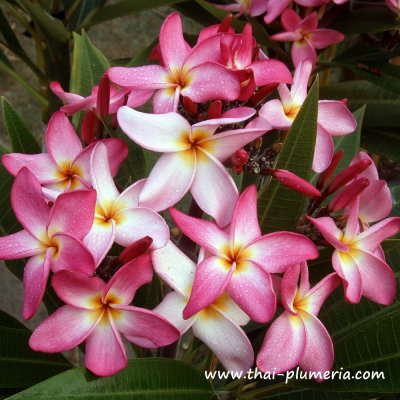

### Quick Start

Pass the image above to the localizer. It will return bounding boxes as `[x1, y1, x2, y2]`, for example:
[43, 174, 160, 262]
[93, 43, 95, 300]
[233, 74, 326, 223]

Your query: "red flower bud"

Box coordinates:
[97, 74, 110, 120]
[232, 149, 249, 166]
[271, 169, 321, 198]
[118, 236, 153, 265]
[328, 177, 369, 212]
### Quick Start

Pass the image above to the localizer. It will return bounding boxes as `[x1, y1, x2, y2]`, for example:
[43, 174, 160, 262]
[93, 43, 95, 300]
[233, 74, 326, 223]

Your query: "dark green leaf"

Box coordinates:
[390, 186, 400, 217]
[0, 6, 24, 52]
[258, 79, 319, 232]
[8, 358, 214, 399]
[70, 31, 110, 97]
[362, 128, 400, 162]
[0, 310, 71, 390]
[63, 0, 106, 31]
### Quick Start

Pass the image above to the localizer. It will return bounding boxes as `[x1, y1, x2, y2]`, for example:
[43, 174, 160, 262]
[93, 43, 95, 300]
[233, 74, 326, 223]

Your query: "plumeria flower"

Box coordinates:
[2, 112, 128, 193]
[29, 254, 180, 377]
[117, 107, 266, 227]
[0, 168, 96, 319]
[108, 13, 240, 113]
[220, 23, 293, 100]
[83, 142, 169, 266]
[153, 241, 253, 373]
[214, 0, 268, 16]
[308, 198, 400, 305]
[386, 0, 400, 14]
[258, 60, 356, 172]
[170, 185, 319, 322]
[270, 9, 344, 67]
[257, 263, 340, 380]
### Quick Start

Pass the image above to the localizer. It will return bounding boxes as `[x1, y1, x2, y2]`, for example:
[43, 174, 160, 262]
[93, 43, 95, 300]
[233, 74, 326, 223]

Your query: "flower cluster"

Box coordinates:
[1, 10, 399, 381]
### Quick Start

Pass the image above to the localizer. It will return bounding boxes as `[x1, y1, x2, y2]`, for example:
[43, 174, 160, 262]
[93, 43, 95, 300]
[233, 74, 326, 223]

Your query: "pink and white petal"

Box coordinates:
[84, 219, 116, 267]
[249, 59, 293, 86]
[152, 86, 181, 114]
[104, 254, 153, 304]
[234, 24, 253, 69]
[281, 264, 301, 314]
[299, 311, 334, 380]
[351, 249, 396, 305]
[258, 99, 293, 130]
[309, 29, 344, 49]
[351, 151, 379, 180]
[2, 153, 59, 183]
[45, 112, 82, 166]
[22, 249, 52, 320]
[97, 138, 128, 176]
[183, 256, 234, 319]
[29, 305, 101, 352]
[307, 217, 347, 251]
[213, 293, 250, 326]
[50, 81, 83, 104]
[227, 260, 276, 323]
[152, 240, 196, 297]
[0, 230, 43, 259]
[11, 168, 50, 240]
[230, 185, 261, 250]
[298, 11, 318, 31]
[181, 62, 240, 103]
[291, 60, 312, 106]
[154, 291, 195, 334]
[60, 95, 96, 115]
[112, 305, 179, 347]
[281, 8, 302, 31]
[126, 89, 154, 108]
[301, 273, 341, 315]
[359, 180, 392, 223]
[343, 196, 361, 241]
[201, 127, 266, 162]
[49, 233, 95, 275]
[107, 65, 171, 89]
[249, 0, 269, 16]
[191, 150, 239, 228]
[47, 190, 96, 239]
[332, 251, 362, 304]
[317, 101, 357, 136]
[270, 32, 303, 42]
[91, 143, 120, 214]
[85, 312, 127, 377]
[114, 179, 145, 211]
[52, 270, 104, 309]
[159, 13, 191, 72]
[264, 0, 291, 23]
[313, 125, 334, 173]
[193, 310, 254, 373]
[298, 262, 311, 298]
[257, 312, 306, 374]
[244, 232, 319, 273]
[117, 107, 191, 152]
[354, 217, 400, 253]
[192, 107, 256, 130]
[291, 40, 317, 68]
[114, 207, 169, 250]
[245, 116, 272, 131]
[139, 151, 196, 211]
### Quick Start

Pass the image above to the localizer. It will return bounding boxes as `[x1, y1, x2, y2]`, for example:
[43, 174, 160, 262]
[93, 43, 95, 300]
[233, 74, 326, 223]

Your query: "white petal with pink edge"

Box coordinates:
[0, 230, 43, 260]
[317, 100, 356, 136]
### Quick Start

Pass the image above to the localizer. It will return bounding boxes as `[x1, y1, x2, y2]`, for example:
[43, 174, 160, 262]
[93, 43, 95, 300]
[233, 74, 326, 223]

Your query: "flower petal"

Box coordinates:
[359, 180, 392, 223]
[152, 87, 181, 113]
[317, 100, 356, 136]
[281, 264, 301, 314]
[281, 8, 302, 31]
[258, 99, 293, 130]
[114, 179, 145, 211]
[249, 59, 293, 86]
[309, 29, 344, 49]
[257, 312, 306, 374]
[291, 39, 317, 68]
[152, 240, 196, 297]
[291, 60, 312, 106]
[139, 151, 196, 211]
[227, 260, 276, 323]
[193, 309, 254, 373]
[264, 0, 291, 23]
[29, 305, 100, 352]
[0, 230, 42, 259]
[307, 216, 347, 251]
[313, 125, 334, 173]
[183, 256, 234, 319]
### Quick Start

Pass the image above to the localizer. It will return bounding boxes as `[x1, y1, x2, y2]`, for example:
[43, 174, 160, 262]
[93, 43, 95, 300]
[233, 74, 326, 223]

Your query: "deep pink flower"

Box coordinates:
[270, 9, 344, 67]
[213, 0, 268, 16]
[0, 169, 96, 319]
[29, 255, 180, 376]
[170, 185, 319, 322]
[108, 13, 240, 113]
[257, 263, 340, 380]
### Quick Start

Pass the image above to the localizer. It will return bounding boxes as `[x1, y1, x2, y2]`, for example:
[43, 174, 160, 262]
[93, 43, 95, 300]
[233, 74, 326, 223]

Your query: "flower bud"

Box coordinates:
[317, 150, 344, 190]
[232, 149, 249, 167]
[208, 100, 222, 119]
[96, 75, 110, 120]
[271, 169, 321, 198]
[328, 177, 369, 212]
[118, 236, 153, 264]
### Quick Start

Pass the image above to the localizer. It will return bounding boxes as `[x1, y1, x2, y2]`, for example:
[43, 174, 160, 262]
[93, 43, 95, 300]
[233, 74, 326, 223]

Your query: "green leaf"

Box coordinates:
[390, 186, 400, 217]
[0, 310, 71, 390]
[2, 97, 41, 155]
[8, 358, 214, 399]
[258, 79, 319, 233]
[70, 31, 110, 97]
[333, 7, 400, 34]
[361, 127, 400, 162]
[86, 0, 187, 27]
[63, 0, 106, 31]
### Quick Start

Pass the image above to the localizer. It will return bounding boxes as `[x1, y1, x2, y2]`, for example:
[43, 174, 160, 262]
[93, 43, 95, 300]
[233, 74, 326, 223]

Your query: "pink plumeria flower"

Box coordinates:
[29, 255, 180, 377]
[108, 13, 240, 113]
[153, 241, 253, 373]
[117, 106, 265, 227]
[214, 0, 268, 16]
[2, 112, 128, 193]
[220, 24, 293, 100]
[170, 185, 318, 323]
[348, 152, 392, 225]
[308, 198, 400, 305]
[257, 263, 340, 380]
[386, 0, 400, 14]
[270, 9, 344, 67]
[0, 168, 96, 319]
[83, 142, 169, 266]
[258, 60, 356, 172]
